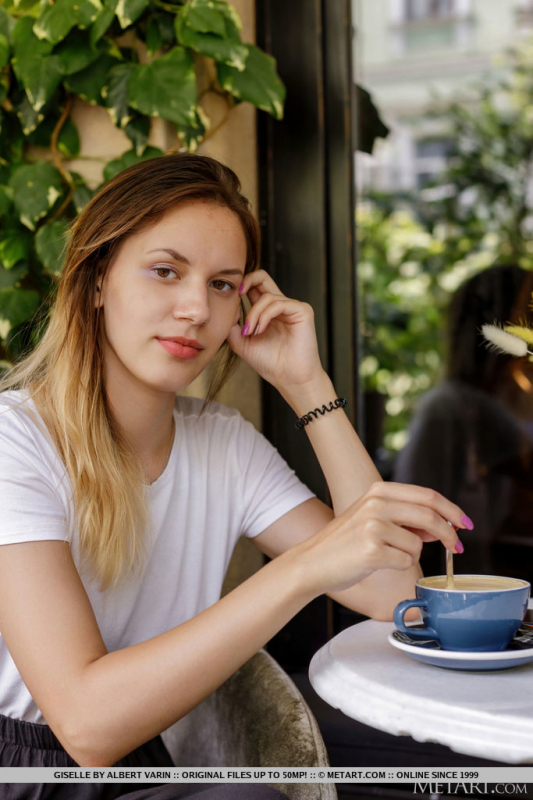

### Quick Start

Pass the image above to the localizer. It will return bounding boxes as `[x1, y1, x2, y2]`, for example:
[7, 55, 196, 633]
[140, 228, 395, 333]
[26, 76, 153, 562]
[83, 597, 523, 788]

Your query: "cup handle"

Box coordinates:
[393, 598, 439, 640]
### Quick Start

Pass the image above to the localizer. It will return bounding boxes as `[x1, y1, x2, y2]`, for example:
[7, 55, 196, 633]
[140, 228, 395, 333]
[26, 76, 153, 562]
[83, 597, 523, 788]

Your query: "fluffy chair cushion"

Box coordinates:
[161, 649, 336, 800]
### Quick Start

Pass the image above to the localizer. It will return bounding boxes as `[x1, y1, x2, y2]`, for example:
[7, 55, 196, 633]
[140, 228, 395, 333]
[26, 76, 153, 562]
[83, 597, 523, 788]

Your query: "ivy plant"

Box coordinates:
[0, 0, 286, 364]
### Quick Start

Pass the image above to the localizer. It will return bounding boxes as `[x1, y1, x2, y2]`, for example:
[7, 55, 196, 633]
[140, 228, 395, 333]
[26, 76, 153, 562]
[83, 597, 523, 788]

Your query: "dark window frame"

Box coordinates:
[257, 0, 360, 500]
[256, 0, 364, 664]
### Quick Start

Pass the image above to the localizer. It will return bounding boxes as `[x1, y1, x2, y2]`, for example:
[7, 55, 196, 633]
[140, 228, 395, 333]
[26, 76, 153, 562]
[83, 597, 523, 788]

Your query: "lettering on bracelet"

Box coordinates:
[295, 397, 347, 429]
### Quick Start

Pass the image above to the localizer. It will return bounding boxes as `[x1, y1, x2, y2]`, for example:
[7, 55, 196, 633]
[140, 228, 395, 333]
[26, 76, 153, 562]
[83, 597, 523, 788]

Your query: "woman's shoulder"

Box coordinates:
[0, 389, 56, 462]
[0, 388, 39, 432]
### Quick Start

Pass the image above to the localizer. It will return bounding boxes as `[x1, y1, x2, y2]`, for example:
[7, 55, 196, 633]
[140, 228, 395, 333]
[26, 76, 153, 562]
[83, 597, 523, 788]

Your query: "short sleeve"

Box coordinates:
[0, 409, 68, 545]
[235, 416, 316, 538]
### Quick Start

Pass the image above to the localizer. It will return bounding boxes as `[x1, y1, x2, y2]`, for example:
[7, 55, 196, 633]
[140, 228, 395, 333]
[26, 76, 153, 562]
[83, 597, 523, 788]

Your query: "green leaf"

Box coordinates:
[0, 112, 23, 164]
[55, 29, 103, 76]
[90, 0, 118, 45]
[102, 62, 133, 127]
[15, 92, 46, 135]
[145, 12, 175, 56]
[71, 172, 94, 212]
[217, 43, 285, 120]
[185, 0, 242, 37]
[146, 17, 162, 55]
[65, 53, 121, 105]
[35, 218, 70, 274]
[176, 23, 247, 69]
[0, 185, 12, 215]
[124, 114, 150, 155]
[176, 105, 208, 152]
[13, 0, 40, 11]
[128, 47, 197, 127]
[0, 261, 27, 289]
[56, 117, 80, 158]
[0, 32, 8, 68]
[0, 287, 40, 331]
[12, 17, 63, 112]
[175, 0, 246, 69]
[186, 4, 226, 36]
[27, 114, 80, 158]
[8, 162, 64, 231]
[103, 145, 164, 182]
[0, 5, 18, 37]
[0, 6, 15, 39]
[116, 0, 148, 28]
[0, 226, 32, 268]
[72, 184, 93, 213]
[34, 0, 104, 45]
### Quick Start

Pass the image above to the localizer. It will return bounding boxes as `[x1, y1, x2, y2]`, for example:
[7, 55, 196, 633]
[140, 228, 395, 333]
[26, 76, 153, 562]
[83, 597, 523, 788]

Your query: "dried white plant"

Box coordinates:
[481, 323, 533, 357]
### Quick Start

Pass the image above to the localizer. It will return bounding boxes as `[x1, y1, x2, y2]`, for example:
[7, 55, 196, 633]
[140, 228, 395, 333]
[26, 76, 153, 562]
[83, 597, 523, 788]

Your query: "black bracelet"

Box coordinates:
[295, 397, 347, 429]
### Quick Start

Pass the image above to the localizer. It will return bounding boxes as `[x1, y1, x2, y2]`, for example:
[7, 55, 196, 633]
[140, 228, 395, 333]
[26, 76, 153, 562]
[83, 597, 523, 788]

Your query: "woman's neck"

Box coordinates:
[104, 375, 177, 482]
[143, 415, 176, 485]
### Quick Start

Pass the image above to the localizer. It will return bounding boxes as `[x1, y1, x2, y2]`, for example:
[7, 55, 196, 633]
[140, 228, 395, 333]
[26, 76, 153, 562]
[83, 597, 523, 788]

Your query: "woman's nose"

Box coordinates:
[172, 283, 210, 326]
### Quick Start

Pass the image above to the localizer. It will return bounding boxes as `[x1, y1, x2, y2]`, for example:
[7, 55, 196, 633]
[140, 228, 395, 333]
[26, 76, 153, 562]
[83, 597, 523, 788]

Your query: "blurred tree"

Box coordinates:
[415, 39, 533, 270]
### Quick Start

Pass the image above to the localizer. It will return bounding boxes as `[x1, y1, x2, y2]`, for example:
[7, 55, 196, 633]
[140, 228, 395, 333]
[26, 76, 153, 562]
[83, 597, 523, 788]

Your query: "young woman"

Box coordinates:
[0, 153, 468, 798]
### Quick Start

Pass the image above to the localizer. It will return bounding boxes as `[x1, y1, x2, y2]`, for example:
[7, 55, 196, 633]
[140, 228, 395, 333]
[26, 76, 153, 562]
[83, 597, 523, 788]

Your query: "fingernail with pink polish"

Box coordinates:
[238, 283, 244, 294]
[455, 539, 465, 554]
[461, 514, 474, 530]
[241, 322, 249, 336]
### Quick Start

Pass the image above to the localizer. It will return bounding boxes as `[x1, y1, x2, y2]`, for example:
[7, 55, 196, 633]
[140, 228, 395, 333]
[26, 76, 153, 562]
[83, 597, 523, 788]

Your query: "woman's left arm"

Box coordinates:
[226, 271, 433, 620]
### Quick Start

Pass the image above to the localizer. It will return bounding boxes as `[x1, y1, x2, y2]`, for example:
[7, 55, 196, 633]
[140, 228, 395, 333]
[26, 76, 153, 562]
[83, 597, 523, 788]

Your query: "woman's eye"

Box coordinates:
[153, 266, 176, 279]
[211, 280, 234, 292]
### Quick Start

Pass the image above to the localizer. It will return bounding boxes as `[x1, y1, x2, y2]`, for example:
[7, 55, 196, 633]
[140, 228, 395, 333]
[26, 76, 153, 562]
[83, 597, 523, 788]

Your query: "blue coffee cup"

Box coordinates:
[393, 574, 530, 652]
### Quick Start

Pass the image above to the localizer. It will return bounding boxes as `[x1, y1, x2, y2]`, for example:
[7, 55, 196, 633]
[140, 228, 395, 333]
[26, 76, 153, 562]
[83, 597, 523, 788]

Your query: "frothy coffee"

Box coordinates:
[420, 575, 527, 592]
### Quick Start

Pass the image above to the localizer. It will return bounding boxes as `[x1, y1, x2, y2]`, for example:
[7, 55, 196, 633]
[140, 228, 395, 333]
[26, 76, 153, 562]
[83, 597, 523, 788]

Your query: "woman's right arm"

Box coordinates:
[0, 485, 456, 767]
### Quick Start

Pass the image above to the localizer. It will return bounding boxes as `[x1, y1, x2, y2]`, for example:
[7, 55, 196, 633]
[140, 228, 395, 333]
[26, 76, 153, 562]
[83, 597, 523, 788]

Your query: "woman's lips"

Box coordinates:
[157, 338, 203, 360]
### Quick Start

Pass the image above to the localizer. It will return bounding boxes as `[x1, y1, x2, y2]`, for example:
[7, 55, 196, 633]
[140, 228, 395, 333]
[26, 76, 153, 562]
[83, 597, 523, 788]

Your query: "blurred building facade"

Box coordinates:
[354, 0, 533, 192]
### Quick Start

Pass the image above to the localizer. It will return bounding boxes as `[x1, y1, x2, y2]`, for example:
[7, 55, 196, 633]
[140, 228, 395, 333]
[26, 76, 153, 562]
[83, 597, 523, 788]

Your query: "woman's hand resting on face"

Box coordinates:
[291, 482, 467, 596]
[226, 270, 324, 392]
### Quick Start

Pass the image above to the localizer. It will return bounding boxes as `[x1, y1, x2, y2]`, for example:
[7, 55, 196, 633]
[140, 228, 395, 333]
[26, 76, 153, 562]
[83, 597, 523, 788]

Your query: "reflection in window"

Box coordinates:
[393, 265, 533, 581]
[405, 0, 454, 20]
[415, 137, 453, 186]
[416, 171, 433, 188]
[355, 1, 533, 582]
[415, 137, 452, 159]
[516, 0, 533, 31]
[390, 0, 472, 54]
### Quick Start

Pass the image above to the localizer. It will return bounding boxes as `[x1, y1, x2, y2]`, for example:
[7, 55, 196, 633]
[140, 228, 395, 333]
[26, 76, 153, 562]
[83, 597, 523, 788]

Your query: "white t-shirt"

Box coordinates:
[0, 390, 315, 724]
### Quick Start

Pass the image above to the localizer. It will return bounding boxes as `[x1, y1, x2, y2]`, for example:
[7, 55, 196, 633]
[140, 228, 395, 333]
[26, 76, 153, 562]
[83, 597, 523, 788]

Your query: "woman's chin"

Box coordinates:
[153, 368, 207, 395]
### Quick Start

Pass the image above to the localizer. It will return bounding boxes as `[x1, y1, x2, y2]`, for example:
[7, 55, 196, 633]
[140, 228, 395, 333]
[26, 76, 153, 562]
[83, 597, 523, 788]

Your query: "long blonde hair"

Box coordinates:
[0, 154, 260, 590]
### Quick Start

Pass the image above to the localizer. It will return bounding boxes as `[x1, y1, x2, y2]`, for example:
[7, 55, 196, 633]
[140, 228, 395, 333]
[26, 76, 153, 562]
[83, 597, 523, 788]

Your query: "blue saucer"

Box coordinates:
[388, 622, 533, 671]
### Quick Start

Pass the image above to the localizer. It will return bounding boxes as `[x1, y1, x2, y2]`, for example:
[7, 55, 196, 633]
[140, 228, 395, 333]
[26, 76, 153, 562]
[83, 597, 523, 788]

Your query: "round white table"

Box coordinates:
[309, 618, 533, 764]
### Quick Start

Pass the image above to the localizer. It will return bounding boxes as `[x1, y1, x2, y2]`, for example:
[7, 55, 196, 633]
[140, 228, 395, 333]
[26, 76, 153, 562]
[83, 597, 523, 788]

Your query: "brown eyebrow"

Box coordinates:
[146, 248, 244, 277]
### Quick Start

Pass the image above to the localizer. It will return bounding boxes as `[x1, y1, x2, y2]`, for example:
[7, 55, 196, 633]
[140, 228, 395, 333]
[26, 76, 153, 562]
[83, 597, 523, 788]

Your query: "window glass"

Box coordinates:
[405, 0, 454, 20]
[354, 0, 533, 581]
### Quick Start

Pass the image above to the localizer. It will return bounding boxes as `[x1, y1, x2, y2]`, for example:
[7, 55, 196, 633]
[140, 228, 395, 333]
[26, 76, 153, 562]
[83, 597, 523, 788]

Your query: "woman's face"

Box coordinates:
[96, 199, 247, 396]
